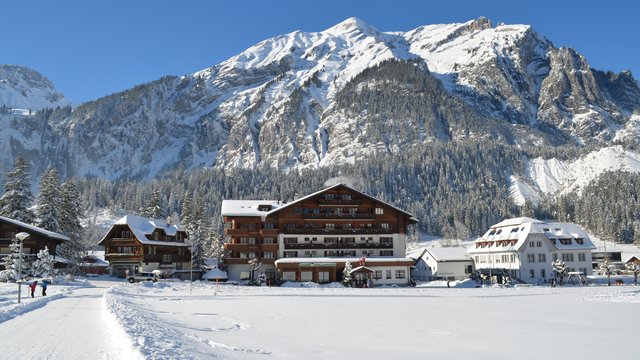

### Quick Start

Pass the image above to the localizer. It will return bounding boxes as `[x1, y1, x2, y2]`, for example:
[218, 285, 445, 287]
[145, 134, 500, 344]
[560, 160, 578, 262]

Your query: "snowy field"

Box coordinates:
[1, 278, 639, 359]
[105, 281, 640, 360]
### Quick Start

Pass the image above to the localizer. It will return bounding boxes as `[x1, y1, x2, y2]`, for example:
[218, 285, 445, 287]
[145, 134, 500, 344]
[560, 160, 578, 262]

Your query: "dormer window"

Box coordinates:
[489, 230, 496, 236]
[496, 229, 502, 235]
[575, 238, 584, 245]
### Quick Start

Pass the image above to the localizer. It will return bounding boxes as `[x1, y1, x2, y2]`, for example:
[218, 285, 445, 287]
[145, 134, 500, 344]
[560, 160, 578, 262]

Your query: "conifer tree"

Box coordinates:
[35, 168, 62, 233]
[140, 187, 164, 219]
[57, 181, 86, 264]
[32, 246, 55, 278]
[342, 261, 353, 287]
[0, 237, 29, 282]
[0, 156, 35, 223]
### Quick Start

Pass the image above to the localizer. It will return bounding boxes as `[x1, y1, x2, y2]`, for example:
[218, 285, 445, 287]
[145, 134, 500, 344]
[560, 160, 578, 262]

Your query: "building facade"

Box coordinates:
[410, 247, 474, 281]
[99, 215, 191, 277]
[467, 217, 596, 284]
[0, 215, 70, 270]
[222, 184, 417, 285]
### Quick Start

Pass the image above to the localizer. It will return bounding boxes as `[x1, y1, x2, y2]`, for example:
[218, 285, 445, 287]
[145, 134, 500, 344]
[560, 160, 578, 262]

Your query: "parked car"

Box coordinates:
[127, 272, 158, 283]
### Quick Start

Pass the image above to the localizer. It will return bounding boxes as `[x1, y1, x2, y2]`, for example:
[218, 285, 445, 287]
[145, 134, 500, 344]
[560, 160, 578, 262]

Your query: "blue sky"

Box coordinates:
[2, 0, 637, 103]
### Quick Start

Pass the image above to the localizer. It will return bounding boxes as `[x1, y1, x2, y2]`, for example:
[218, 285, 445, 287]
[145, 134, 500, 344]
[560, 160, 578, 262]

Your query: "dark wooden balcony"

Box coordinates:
[260, 228, 279, 236]
[224, 228, 260, 236]
[142, 254, 191, 263]
[303, 213, 374, 220]
[283, 228, 394, 235]
[318, 199, 362, 206]
[284, 242, 393, 250]
[105, 253, 141, 262]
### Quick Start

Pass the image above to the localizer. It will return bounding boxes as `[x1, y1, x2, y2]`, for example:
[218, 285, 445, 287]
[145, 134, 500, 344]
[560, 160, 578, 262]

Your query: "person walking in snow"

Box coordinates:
[41, 280, 48, 296]
[30, 280, 37, 298]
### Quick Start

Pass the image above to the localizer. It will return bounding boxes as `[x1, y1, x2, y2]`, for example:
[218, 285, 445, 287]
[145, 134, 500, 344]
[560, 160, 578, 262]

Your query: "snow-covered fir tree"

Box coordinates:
[139, 187, 165, 219]
[0, 237, 29, 282]
[32, 246, 55, 278]
[57, 181, 86, 265]
[35, 167, 62, 232]
[181, 192, 206, 271]
[0, 156, 35, 223]
[342, 261, 353, 287]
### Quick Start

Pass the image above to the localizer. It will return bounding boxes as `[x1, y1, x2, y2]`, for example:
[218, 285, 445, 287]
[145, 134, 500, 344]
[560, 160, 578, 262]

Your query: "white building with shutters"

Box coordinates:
[467, 217, 596, 284]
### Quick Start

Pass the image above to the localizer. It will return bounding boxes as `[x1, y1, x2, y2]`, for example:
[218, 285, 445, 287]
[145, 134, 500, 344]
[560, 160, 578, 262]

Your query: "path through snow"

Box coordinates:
[0, 280, 137, 359]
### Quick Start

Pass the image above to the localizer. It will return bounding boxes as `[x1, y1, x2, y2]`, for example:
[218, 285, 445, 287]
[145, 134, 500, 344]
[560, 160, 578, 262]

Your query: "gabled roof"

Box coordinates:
[423, 247, 472, 262]
[0, 215, 69, 242]
[468, 217, 596, 254]
[265, 184, 418, 222]
[98, 215, 188, 246]
[221, 200, 282, 217]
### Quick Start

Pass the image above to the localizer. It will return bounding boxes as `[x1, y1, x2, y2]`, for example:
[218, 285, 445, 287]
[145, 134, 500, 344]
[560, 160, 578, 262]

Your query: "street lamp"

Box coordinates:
[16, 232, 30, 304]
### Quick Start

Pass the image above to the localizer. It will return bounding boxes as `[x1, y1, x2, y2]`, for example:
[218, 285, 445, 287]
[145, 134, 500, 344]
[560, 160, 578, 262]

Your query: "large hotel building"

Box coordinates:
[221, 184, 417, 285]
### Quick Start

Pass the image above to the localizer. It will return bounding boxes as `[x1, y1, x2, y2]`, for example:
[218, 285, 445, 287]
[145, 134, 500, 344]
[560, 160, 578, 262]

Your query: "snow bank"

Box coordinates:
[280, 281, 344, 288]
[0, 281, 83, 324]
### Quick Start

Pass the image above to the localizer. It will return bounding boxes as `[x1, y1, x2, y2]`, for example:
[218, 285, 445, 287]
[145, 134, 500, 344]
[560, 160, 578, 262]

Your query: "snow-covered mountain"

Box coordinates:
[1, 17, 640, 183]
[0, 65, 70, 111]
[511, 145, 640, 205]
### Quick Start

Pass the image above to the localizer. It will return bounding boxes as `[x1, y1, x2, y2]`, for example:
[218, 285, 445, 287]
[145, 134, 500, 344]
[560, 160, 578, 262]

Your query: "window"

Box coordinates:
[283, 251, 297, 258]
[501, 255, 509, 263]
[121, 230, 131, 238]
[559, 239, 572, 245]
[510, 227, 518, 233]
[380, 237, 393, 244]
[529, 269, 535, 278]
[578, 253, 586, 262]
[293, 207, 302, 214]
[496, 229, 502, 235]
[373, 270, 382, 279]
[300, 272, 313, 281]
[381, 223, 390, 230]
[162, 254, 172, 262]
[248, 252, 256, 258]
[239, 252, 248, 258]
[318, 271, 330, 283]
[284, 237, 297, 244]
[562, 253, 574, 262]
[510, 254, 515, 263]
[537, 241, 542, 247]
[386, 270, 392, 279]
[263, 252, 274, 259]
[324, 194, 336, 200]
[263, 237, 275, 244]
[375, 208, 384, 215]
[579, 267, 587, 275]
[282, 272, 296, 281]
[326, 223, 335, 230]
[380, 250, 393, 256]
[575, 238, 584, 245]
[540, 269, 546, 279]
[395, 270, 406, 279]
[553, 253, 558, 262]
[527, 254, 535, 263]
[341, 194, 352, 200]
[538, 254, 546, 263]
[489, 230, 496, 236]
[264, 223, 275, 229]
[529, 242, 535, 248]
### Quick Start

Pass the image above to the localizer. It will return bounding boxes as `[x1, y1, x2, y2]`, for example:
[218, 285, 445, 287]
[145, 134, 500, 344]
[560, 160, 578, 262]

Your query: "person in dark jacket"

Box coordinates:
[30, 281, 37, 298]
[41, 280, 48, 296]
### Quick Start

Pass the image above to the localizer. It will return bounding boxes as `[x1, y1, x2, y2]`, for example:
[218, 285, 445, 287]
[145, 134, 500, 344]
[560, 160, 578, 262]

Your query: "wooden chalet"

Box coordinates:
[0, 215, 70, 269]
[221, 184, 417, 285]
[99, 215, 191, 277]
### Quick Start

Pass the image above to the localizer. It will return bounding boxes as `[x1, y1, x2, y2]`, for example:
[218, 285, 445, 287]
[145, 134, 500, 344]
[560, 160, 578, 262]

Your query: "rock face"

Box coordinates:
[0, 65, 70, 111]
[1, 17, 639, 181]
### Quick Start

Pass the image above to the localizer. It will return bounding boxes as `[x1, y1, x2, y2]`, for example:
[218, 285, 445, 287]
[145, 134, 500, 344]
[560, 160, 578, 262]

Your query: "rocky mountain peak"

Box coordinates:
[0, 64, 70, 110]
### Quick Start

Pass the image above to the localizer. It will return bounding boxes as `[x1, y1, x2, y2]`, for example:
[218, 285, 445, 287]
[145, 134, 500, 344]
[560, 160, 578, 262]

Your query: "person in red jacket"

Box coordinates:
[30, 281, 37, 298]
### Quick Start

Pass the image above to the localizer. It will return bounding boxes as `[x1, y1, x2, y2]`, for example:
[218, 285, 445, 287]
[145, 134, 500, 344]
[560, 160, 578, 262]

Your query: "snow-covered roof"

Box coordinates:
[221, 200, 282, 217]
[275, 257, 414, 265]
[265, 184, 418, 222]
[202, 267, 228, 280]
[0, 215, 69, 242]
[468, 218, 596, 254]
[350, 266, 375, 273]
[423, 247, 472, 262]
[98, 215, 188, 246]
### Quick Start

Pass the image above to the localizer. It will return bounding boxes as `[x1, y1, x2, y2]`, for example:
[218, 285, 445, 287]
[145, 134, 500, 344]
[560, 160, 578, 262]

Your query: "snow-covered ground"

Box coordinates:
[106, 281, 639, 360]
[1, 278, 639, 359]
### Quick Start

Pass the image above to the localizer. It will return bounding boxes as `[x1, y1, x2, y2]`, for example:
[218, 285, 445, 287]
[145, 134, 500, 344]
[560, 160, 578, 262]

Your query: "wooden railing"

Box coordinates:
[283, 228, 394, 235]
[284, 242, 393, 250]
[303, 213, 374, 220]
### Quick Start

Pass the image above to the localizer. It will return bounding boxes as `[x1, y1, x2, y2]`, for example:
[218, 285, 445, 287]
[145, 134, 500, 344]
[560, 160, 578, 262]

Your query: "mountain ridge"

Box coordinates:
[1, 17, 639, 190]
